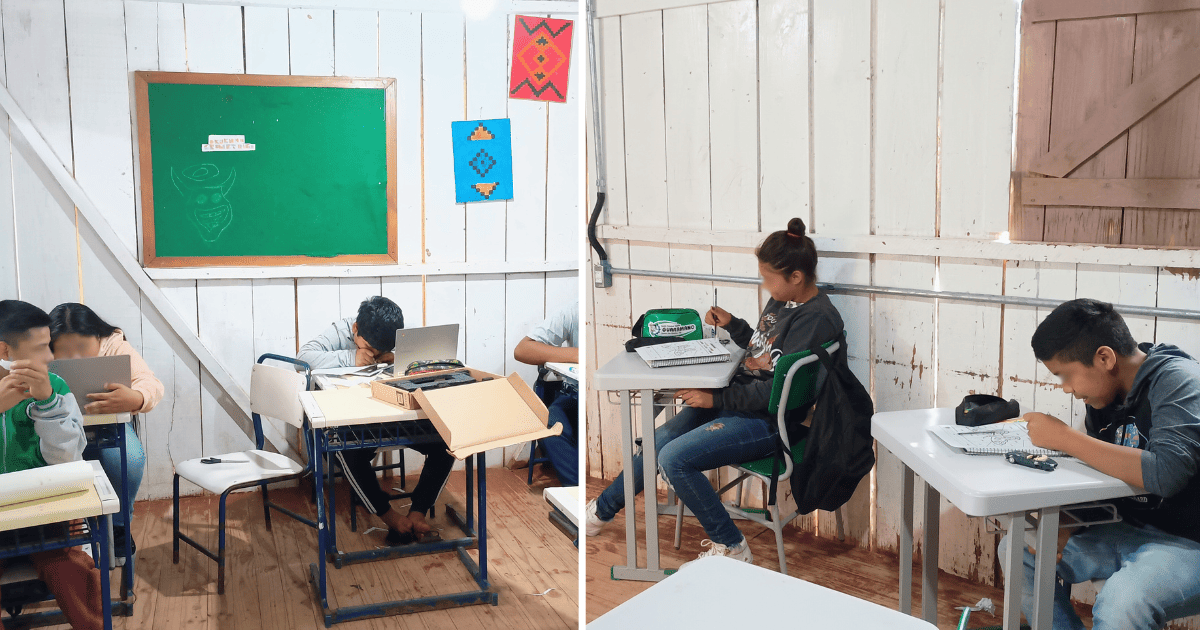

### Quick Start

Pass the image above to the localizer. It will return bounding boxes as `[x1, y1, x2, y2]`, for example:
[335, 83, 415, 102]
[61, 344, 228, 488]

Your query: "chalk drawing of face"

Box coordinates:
[171, 164, 236, 242]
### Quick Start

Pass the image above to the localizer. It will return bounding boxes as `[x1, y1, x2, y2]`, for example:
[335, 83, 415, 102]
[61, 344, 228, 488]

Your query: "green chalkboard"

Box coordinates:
[135, 72, 397, 267]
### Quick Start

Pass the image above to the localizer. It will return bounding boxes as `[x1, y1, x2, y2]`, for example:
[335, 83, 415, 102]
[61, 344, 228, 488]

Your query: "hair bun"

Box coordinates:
[786, 217, 806, 237]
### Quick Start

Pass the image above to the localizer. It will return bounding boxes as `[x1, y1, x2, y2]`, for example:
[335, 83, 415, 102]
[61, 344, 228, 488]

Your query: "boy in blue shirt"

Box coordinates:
[1002, 298, 1200, 629]
[0, 300, 100, 630]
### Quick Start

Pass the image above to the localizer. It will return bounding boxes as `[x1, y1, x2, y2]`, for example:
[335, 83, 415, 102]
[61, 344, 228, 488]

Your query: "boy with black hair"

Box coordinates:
[298, 296, 454, 545]
[299, 295, 404, 368]
[0, 300, 100, 630]
[1000, 298, 1200, 629]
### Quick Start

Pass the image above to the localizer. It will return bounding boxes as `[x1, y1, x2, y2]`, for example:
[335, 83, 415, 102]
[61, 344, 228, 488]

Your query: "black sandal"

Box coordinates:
[384, 528, 415, 546]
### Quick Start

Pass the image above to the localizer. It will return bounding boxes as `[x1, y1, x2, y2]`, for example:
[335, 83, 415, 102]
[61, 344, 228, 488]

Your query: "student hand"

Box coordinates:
[375, 351, 394, 365]
[8, 360, 51, 402]
[677, 388, 714, 408]
[1025, 412, 1071, 452]
[355, 348, 378, 367]
[85, 383, 144, 414]
[0, 374, 27, 413]
[705, 307, 732, 328]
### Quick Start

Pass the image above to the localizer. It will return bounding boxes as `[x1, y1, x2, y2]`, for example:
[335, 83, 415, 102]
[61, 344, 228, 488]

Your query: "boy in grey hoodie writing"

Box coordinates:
[1001, 298, 1200, 630]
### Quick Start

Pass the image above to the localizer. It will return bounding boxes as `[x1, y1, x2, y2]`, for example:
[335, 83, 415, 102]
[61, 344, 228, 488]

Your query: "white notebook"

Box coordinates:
[929, 422, 1068, 457]
[634, 338, 732, 368]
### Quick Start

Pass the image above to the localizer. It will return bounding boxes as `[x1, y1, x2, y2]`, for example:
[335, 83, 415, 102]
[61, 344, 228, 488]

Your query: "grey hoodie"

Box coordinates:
[297, 317, 359, 369]
[1086, 343, 1200, 540]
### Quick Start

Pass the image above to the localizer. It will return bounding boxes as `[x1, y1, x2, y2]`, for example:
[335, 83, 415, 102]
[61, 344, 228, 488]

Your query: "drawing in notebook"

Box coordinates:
[634, 338, 732, 368]
[929, 421, 1069, 457]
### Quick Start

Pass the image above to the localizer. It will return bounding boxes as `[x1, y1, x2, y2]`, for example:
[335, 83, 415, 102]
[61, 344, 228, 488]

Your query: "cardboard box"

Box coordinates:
[369, 367, 498, 410]
[414, 373, 563, 459]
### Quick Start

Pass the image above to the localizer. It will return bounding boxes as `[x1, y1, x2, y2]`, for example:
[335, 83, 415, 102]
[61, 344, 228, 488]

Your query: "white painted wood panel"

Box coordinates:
[198, 280, 256, 455]
[422, 12, 467, 265]
[811, 0, 870, 235]
[158, 3, 188, 72]
[662, 5, 712, 317]
[503, 272, 545, 464]
[939, 0, 1017, 238]
[244, 6, 291, 74]
[379, 11, 422, 264]
[0, 7, 14, 298]
[506, 33, 550, 263]
[465, 11, 510, 264]
[288, 8, 335, 75]
[757, 0, 809, 231]
[333, 9, 378, 76]
[874, 0, 939, 236]
[544, 16, 580, 264]
[6, 0, 79, 308]
[296, 279, 342, 345]
[148, 280, 204, 497]
[182, 4, 245, 74]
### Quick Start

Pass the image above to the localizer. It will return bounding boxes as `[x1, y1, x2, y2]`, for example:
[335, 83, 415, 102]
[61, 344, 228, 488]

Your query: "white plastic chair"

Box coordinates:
[172, 354, 315, 594]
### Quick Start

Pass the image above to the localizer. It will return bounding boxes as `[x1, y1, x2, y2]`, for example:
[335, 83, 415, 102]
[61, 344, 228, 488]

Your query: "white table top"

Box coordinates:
[544, 486, 580, 526]
[591, 347, 746, 391]
[588, 556, 937, 629]
[298, 388, 425, 429]
[544, 362, 579, 386]
[872, 407, 1140, 516]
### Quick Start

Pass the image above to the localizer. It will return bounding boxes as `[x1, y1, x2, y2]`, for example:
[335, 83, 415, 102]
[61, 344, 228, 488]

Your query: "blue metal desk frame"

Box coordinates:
[86, 419, 134, 602]
[0, 501, 120, 629]
[305, 417, 497, 627]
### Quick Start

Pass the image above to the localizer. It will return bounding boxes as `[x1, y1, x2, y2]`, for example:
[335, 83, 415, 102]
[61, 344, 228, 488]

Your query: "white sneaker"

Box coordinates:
[679, 538, 753, 571]
[584, 499, 612, 537]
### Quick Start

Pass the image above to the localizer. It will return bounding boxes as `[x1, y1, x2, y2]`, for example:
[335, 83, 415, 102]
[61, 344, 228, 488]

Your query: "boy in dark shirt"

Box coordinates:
[1001, 298, 1200, 629]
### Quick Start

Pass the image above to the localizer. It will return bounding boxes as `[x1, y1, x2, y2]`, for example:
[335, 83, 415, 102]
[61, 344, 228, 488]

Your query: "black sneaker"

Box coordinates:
[384, 528, 414, 546]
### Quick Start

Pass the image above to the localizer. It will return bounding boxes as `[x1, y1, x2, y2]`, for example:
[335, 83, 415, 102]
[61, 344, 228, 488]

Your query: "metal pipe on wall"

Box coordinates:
[608, 267, 1200, 322]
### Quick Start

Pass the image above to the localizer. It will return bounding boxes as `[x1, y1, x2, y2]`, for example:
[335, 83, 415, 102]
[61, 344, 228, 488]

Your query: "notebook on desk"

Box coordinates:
[929, 422, 1068, 457]
[633, 338, 732, 368]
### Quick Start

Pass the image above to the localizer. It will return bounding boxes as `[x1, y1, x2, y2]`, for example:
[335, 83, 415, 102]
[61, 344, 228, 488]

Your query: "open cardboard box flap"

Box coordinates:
[413, 372, 562, 460]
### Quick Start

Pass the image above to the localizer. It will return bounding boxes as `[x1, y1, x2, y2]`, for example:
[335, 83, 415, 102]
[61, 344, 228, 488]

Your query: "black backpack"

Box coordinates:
[776, 332, 875, 514]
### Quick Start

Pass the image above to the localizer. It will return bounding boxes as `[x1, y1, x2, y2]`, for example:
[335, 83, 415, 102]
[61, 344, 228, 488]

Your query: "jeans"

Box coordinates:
[82, 423, 145, 528]
[595, 406, 776, 547]
[998, 521, 1200, 629]
[541, 388, 578, 486]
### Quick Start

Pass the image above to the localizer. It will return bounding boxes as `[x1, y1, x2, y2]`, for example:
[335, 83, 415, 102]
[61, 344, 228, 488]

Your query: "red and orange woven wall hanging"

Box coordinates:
[509, 15, 572, 104]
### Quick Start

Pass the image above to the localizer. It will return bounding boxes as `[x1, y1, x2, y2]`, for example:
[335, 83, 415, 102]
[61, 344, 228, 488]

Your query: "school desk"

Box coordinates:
[591, 348, 745, 582]
[872, 407, 1140, 630]
[297, 387, 496, 626]
[82, 412, 135, 601]
[544, 485, 579, 546]
[0, 460, 122, 630]
[587, 555, 938, 629]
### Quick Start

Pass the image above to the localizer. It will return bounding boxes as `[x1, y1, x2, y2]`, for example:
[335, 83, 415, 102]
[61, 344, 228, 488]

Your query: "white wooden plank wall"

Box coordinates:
[1, 0, 579, 497]
[586, 1, 1200, 615]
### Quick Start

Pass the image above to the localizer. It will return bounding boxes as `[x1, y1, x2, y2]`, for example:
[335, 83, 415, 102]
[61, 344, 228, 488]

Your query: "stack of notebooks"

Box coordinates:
[929, 422, 1068, 457]
[634, 338, 732, 368]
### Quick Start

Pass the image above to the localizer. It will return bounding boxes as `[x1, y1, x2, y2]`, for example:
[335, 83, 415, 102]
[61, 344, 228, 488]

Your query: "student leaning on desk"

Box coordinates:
[1000, 298, 1200, 630]
[0, 300, 102, 630]
[586, 218, 843, 566]
[514, 301, 578, 486]
[49, 302, 165, 556]
[298, 296, 454, 546]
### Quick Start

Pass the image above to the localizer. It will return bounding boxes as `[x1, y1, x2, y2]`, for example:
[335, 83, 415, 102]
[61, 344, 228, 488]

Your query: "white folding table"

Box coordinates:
[588, 555, 938, 628]
[591, 348, 744, 581]
[872, 407, 1140, 629]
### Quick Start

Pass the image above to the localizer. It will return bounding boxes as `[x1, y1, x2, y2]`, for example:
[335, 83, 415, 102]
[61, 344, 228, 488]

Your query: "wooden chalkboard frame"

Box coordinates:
[134, 71, 398, 268]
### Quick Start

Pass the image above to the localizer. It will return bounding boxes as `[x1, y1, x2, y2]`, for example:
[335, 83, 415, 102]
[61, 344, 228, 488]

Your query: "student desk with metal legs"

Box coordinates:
[298, 388, 496, 627]
[591, 349, 745, 582]
[0, 460, 121, 630]
[871, 407, 1140, 630]
[82, 412, 135, 603]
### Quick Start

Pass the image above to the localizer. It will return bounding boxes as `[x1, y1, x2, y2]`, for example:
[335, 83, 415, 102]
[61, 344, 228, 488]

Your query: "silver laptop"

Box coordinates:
[47, 355, 133, 412]
[391, 324, 460, 375]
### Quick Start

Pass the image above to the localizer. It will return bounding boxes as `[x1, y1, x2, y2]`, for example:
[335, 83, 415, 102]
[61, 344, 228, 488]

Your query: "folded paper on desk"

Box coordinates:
[0, 461, 100, 531]
[414, 373, 562, 459]
[929, 422, 1068, 457]
[633, 338, 731, 368]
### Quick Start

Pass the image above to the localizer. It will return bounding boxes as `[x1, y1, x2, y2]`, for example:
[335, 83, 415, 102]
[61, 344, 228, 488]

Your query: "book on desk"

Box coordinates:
[0, 461, 119, 531]
[633, 338, 732, 368]
[929, 422, 1068, 457]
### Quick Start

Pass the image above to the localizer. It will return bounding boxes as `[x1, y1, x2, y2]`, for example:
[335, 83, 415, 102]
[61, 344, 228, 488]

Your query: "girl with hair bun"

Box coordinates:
[586, 218, 845, 565]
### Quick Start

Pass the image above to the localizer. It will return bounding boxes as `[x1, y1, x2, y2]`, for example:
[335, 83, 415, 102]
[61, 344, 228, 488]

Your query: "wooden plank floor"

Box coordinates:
[584, 477, 1094, 630]
[5, 467, 578, 630]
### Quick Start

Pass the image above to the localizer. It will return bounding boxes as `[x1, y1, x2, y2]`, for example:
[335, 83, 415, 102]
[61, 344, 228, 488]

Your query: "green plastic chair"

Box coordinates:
[672, 338, 844, 576]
